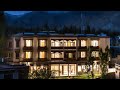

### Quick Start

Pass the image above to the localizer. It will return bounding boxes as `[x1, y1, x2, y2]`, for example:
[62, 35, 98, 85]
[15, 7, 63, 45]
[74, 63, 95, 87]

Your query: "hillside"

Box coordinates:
[4, 11, 120, 32]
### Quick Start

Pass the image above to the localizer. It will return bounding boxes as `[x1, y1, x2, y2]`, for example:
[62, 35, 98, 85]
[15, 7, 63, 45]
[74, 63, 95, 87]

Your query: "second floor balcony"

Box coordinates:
[23, 46, 33, 51]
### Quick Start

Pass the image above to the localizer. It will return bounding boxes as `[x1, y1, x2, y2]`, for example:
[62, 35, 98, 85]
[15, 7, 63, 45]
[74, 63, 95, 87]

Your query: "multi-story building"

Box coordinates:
[6, 32, 110, 77]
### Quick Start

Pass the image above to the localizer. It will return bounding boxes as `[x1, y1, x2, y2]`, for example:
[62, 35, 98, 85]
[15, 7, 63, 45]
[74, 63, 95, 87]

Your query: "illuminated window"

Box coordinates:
[92, 51, 99, 57]
[72, 40, 76, 46]
[64, 40, 67, 47]
[39, 51, 45, 58]
[62, 65, 68, 75]
[39, 40, 46, 47]
[91, 40, 98, 47]
[25, 52, 32, 59]
[55, 40, 60, 47]
[60, 40, 63, 46]
[67, 40, 71, 47]
[25, 40, 32, 47]
[51, 52, 54, 58]
[81, 40, 86, 47]
[68, 53, 73, 58]
[51, 52, 63, 58]
[51, 40, 54, 47]
[69, 64, 76, 75]
[81, 52, 86, 58]
[51, 65, 59, 76]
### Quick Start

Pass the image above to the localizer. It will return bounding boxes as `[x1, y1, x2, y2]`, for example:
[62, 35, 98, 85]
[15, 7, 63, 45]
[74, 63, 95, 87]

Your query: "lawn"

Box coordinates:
[52, 73, 101, 79]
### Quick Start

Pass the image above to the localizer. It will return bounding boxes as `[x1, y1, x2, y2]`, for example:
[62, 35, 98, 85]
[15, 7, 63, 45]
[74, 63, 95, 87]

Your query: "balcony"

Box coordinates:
[64, 46, 76, 49]
[38, 58, 48, 62]
[22, 58, 33, 62]
[64, 58, 76, 61]
[78, 46, 87, 50]
[51, 58, 64, 60]
[51, 46, 64, 49]
[77, 57, 87, 61]
[90, 46, 99, 50]
[23, 46, 33, 51]
[38, 46, 47, 51]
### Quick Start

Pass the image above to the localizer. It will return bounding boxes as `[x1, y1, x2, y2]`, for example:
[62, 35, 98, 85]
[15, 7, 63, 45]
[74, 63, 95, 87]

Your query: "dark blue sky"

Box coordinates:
[5, 11, 32, 15]
[5, 11, 69, 15]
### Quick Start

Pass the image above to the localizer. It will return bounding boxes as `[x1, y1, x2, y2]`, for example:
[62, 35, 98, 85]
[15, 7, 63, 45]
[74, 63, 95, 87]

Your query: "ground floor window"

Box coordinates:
[51, 64, 76, 77]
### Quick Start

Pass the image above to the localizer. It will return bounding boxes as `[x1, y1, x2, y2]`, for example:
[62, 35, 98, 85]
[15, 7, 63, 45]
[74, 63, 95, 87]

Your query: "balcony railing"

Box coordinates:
[38, 46, 47, 51]
[78, 46, 87, 50]
[23, 46, 33, 50]
[64, 46, 76, 49]
[51, 58, 64, 60]
[90, 46, 99, 49]
[77, 57, 87, 61]
[38, 58, 48, 62]
[64, 58, 76, 61]
[22, 58, 33, 62]
[51, 46, 64, 49]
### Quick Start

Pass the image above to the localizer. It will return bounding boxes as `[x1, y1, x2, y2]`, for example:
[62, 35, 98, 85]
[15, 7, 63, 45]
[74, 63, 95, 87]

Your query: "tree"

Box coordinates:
[99, 46, 110, 79]
[28, 67, 52, 79]
[87, 46, 96, 79]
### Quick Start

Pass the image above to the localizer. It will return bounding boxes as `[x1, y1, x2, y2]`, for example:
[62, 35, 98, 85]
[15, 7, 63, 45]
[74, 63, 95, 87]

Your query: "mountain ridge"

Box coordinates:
[5, 11, 120, 32]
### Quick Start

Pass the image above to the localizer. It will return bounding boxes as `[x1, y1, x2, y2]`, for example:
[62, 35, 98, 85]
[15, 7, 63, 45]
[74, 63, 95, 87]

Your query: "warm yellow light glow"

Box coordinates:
[81, 40, 86, 47]
[91, 40, 98, 46]
[25, 52, 32, 59]
[51, 40, 54, 46]
[26, 40, 32, 47]
[55, 40, 60, 47]
[39, 51, 45, 58]
[68, 53, 73, 58]
[64, 40, 67, 46]
[68, 40, 71, 46]
[40, 40, 46, 47]
[51, 52, 63, 58]
[92, 51, 99, 57]
[81, 52, 86, 58]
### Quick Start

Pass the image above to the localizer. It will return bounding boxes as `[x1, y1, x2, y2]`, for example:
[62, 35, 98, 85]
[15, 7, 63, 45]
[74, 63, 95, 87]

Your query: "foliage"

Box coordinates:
[28, 67, 52, 79]
[99, 46, 110, 79]
[86, 46, 96, 79]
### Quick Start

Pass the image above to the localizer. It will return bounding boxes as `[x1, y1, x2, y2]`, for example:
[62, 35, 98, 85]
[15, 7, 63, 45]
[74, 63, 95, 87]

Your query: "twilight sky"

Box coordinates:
[5, 11, 32, 15]
[5, 11, 69, 15]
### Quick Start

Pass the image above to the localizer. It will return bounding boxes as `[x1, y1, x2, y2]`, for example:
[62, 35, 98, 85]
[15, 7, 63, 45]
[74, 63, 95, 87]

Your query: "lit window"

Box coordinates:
[39, 40, 46, 47]
[68, 40, 71, 47]
[25, 52, 32, 59]
[60, 40, 63, 46]
[51, 52, 54, 58]
[81, 40, 86, 47]
[92, 51, 99, 57]
[55, 40, 60, 47]
[91, 40, 98, 47]
[25, 40, 32, 47]
[51, 40, 54, 47]
[39, 51, 45, 58]
[51, 52, 63, 58]
[62, 65, 68, 75]
[51, 65, 59, 76]
[64, 40, 67, 47]
[69, 64, 76, 75]
[71, 40, 76, 46]
[81, 52, 86, 58]
[68, 53, 73, 58]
